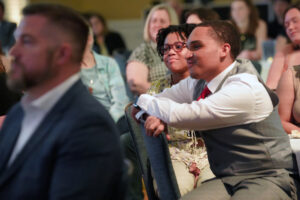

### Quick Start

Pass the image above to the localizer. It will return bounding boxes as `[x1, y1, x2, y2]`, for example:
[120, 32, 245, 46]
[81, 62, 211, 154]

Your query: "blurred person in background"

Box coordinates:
[87, 12, 127, 56]
[83, 12, 133, 100]
[272, 3, 300, 135]
[126, 3, 179, 96]
[268, 0, 291, 52]
[185, 7, 220, 24]
[0, 41, 11, 72]
[0, 57, 20, 117]
[231, 0, 267, 61]
[266, 3, 300, 90]
[81, 29, 130, 134]
[277, 64, 300, 134]
[0, 2, 16, 54]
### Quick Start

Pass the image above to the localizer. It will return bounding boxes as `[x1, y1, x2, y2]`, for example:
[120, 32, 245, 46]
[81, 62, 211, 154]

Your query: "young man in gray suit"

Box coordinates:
[0, 3, 125, 200]
[135, 21, 298, 199]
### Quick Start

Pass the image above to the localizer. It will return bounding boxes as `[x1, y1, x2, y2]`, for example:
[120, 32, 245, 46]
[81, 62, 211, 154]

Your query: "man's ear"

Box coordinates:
[54, 43, 72, 66]
[220, 43, 231, 59]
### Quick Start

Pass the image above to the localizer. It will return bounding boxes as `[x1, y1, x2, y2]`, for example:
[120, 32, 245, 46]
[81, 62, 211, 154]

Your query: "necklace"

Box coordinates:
[81, 52, 98, 94]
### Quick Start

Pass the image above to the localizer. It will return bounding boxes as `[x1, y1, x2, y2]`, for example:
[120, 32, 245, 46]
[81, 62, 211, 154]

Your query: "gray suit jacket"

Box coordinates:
[194, 59, 296, 185]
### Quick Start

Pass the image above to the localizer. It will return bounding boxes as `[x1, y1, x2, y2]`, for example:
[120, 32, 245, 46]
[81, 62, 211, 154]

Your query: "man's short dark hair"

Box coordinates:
[156, 23, 196, 58]
[22, 3, 89, 63]
[195, 20, 241, 59]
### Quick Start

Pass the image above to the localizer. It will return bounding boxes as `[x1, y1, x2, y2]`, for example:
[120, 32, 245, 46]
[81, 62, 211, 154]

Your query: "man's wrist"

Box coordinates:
[133, 103, 141, 110]
[135, 110, 148, 123]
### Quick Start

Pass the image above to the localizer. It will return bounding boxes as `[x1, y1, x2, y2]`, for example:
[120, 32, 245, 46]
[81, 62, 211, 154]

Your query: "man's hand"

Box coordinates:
[144, 116, 169, 140]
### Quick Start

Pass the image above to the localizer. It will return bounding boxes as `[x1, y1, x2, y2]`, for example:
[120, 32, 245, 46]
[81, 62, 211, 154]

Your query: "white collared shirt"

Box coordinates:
[7, 73, 80, 166]
[137, 61, 273, 131]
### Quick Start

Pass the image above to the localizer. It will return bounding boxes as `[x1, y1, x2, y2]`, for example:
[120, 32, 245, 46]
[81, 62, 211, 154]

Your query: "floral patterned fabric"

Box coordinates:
[147, 75, 209, 171]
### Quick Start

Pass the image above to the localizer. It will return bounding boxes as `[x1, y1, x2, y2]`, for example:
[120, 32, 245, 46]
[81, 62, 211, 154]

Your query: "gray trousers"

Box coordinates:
[181, 172, 298, 200]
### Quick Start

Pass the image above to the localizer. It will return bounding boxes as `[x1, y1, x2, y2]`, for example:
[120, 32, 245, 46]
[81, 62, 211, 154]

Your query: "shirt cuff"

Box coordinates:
[136, 94, 155, 111]
[135, 110, 146, 123]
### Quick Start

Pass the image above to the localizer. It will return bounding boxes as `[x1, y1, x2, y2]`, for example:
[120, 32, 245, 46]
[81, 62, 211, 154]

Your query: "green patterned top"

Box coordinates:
[128, 41, 168, 82]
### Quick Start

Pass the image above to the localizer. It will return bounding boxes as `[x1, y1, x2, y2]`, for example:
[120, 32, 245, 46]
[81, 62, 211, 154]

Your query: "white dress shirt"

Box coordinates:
[137, 61, 273, 131]
[8, 73, 80, 166]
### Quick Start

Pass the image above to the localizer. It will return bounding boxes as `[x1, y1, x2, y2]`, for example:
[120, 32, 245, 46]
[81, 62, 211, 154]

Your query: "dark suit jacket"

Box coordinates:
[0, 80, 125, 200]
[0, 20, 16, 52]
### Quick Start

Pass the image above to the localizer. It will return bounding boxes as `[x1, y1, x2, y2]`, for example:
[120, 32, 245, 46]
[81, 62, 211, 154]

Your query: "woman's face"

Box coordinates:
[186, 14, 202, 24]
[231, 1, 250, 23]
[149, 9, 170, 42]
[285, 8, 300, 44]
[162, 32, 189, 74]
[90, 16, 104, 36]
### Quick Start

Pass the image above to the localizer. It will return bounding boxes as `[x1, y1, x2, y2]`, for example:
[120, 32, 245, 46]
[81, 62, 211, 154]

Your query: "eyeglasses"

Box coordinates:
[160, 42, 186, 55]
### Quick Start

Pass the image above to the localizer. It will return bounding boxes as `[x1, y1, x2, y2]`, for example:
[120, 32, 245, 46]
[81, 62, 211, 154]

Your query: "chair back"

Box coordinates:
[124, 103, 157, 199]
[124, 103, 181, 200]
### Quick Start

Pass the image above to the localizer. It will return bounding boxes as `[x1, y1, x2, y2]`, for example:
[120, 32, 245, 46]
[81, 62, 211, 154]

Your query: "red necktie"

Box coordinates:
[197, 85, 211, 101]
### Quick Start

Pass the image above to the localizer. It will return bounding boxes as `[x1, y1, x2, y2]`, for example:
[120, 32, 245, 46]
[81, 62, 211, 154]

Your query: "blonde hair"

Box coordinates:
[143, 3, 179, 42]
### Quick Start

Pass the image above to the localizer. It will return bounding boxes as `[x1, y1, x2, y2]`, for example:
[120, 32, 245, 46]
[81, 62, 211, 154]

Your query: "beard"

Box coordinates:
[7, 50, 55, 92]
[6, 61, 28, 92]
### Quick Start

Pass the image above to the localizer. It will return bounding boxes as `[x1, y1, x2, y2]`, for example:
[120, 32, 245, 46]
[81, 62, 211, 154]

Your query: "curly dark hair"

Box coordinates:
[156, 23, 196, 58]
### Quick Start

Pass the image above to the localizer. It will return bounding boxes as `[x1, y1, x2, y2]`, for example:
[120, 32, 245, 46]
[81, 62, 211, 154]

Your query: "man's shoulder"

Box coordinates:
[234, 59, 260, 76]
[49, 81, 115, 137]
[3, 102, 22, 120]
[63, 80, 108, 113]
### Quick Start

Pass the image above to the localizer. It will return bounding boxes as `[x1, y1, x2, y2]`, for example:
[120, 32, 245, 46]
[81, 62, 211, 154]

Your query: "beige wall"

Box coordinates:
[29, 0, 152, 20]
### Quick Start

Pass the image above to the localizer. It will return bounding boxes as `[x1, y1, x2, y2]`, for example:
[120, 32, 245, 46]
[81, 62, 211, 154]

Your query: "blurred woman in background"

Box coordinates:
[80, 30, 130, 133]
[266, 3, 300, 90]
[0, 57, 21, 117]
[231, 0, 267, 61]
[126, 4, 178, 96]
[87, 12, 127, 56]
[271, 3, 300, 135]
[0, 41, 10, 72]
